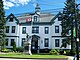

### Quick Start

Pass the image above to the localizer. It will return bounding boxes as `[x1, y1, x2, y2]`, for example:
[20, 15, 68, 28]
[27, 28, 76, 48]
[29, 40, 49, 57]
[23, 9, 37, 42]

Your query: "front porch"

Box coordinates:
[24, 35, 40, 54]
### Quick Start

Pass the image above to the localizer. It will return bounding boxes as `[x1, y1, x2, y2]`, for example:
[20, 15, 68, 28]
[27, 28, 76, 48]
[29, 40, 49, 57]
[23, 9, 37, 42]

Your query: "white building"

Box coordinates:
[5, 4, 71, 53]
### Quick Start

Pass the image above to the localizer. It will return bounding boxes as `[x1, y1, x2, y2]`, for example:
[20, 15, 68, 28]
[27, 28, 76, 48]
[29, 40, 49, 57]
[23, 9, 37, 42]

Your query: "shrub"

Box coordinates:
[64, 49, 76, 56]
[1, 48, 12, 52]
[69, 49, 76, 56]
[13, 41, 16, 52]
[49, 49, 60, 55]
[65, 50, 70, 54]
[16, 47, 24, 52]
[59, 50, 64, 55]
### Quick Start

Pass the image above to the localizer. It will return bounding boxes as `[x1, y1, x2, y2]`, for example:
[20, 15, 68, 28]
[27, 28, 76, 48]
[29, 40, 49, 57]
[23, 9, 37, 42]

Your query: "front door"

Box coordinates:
[31, 37, 38, 53]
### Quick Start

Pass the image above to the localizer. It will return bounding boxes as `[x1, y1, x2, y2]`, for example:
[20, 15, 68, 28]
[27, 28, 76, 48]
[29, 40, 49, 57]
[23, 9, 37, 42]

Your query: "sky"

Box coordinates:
[3, 0, 80, 16]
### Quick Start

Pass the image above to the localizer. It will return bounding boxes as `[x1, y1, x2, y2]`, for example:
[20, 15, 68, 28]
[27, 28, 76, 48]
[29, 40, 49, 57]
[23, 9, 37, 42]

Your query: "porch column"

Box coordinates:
[28, 37, 32, 55]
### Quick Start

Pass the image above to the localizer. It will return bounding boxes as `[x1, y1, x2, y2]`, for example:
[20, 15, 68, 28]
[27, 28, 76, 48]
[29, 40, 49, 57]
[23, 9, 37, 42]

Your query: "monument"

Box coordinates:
[23, 33, 32, 55]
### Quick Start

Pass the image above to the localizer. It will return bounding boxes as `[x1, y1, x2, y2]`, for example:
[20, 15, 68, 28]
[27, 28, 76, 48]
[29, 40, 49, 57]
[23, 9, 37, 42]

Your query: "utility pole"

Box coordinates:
[74, 0, 79, 60]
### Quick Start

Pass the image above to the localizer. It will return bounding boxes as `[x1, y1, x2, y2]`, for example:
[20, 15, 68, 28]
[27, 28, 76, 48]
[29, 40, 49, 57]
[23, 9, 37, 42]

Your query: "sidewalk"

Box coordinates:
[67, 56, 74, 60]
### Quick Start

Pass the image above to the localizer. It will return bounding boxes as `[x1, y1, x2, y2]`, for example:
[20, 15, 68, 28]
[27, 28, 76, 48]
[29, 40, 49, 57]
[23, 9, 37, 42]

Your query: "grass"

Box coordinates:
[0, 52, 67, 58]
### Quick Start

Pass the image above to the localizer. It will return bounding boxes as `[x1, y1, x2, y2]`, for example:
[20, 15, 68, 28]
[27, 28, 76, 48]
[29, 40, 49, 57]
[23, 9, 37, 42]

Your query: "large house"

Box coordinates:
[5, 4, 71, 53]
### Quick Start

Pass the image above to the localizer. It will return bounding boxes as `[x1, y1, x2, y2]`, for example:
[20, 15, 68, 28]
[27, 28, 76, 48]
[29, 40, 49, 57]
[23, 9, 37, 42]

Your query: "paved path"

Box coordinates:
[67, 56, 74, 60]
[0, 56, 73, 60]
[0, 58, 68, 60]
[0, 58, 27, 60]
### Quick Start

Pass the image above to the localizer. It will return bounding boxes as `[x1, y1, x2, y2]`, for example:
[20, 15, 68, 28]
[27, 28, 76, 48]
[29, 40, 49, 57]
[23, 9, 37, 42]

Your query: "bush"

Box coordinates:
[16, 47, 24, 52]
[1, 48, 12, 53]
[64, 49, 76, 56]
[65, 50, 70, 54]
[59, 50, 64, 55]
[13, 41, 16, 52]
[69, 50, 76, 56]
[49, 49, 60, 55]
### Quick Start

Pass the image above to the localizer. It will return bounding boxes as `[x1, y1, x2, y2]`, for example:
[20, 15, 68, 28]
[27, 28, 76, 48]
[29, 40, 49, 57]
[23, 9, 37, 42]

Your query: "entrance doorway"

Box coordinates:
[31, 35, 40, 53]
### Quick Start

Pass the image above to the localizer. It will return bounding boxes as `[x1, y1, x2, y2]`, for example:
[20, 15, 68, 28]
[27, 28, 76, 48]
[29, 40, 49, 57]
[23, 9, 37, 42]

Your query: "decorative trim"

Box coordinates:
[19, 22, 52, 26]
[6, 36, 19, 37]
[52, 36, 70, 37]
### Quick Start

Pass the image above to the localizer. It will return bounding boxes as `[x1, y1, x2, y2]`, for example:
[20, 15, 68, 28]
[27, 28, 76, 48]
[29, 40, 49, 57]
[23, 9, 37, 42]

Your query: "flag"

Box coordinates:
[26, 18, 32, 22]
[73, 27, 76, 37]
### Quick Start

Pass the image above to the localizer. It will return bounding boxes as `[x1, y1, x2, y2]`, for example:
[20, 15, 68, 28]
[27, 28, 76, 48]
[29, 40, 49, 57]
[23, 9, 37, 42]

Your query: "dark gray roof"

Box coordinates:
[17, 13, 55, 23]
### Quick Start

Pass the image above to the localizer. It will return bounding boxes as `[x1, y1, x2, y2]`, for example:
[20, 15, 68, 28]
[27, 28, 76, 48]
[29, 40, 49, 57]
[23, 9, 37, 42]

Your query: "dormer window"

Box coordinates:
[34, 16, 37, 22]
[58, 15, 62, 21]
[9, 16, 13, 22]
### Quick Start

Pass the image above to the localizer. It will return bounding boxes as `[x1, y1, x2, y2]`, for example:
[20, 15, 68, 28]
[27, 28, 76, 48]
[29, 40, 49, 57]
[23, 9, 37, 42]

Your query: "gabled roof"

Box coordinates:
[6, 13, 19, 24]
[6, 12, 62, 25]
[17, 12, 54, 23]
[50, 12, 62, 24]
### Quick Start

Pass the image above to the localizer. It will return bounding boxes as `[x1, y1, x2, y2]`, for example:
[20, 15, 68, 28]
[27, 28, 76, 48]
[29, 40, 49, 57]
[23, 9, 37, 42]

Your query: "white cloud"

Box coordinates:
[3, 0, 31, 9]
[4, 6, 9, 9]
[32, 0, 37, 7]
[4, 1, 14, 7]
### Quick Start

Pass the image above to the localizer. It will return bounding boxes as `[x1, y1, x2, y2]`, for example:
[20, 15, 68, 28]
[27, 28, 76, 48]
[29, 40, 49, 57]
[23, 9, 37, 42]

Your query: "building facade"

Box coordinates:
[5, 4, 71, 52]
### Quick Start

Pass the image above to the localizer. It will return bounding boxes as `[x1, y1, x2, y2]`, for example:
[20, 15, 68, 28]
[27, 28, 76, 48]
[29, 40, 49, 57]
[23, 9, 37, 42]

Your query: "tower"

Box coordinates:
[35, 3, 40, 15]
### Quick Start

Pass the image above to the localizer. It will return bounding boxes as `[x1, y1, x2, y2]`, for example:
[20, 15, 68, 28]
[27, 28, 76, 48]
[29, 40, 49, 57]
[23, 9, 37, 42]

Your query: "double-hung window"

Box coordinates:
[32, 27, 39, 34]
[55, 39, 59, 47]
[45, 27, 49, 34]
[44, 38, 49, 47]
[22, 27, 26, 34]
[6, 26, 9, 33]
[55, 26, 59, 33]
[12, 26, 15, 33]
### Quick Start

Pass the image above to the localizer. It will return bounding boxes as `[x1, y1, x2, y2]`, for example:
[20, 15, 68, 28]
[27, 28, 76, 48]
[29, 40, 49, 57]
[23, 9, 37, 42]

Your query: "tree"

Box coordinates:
[61, 0, 78, 53]
[0, 0, 6, 51]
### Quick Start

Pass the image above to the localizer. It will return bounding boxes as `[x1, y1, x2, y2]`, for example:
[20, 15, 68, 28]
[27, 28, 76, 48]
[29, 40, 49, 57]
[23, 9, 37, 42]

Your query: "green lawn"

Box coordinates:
[0, 53, 67, 58]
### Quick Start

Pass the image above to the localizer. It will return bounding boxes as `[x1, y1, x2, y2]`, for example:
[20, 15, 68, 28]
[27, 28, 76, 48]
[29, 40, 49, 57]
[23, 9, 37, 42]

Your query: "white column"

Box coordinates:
[28, 37, 32, 55]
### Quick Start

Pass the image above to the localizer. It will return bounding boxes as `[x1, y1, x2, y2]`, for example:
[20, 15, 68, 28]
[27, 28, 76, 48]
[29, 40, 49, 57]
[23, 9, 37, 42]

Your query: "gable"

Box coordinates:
[50, 12, 62, 24]
[6, 13, 19, 24]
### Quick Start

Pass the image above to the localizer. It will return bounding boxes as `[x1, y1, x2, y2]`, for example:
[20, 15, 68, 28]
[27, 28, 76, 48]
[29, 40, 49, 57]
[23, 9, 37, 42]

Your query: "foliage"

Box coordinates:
[0, 0, 6, 51]
[64, 50, 70, 55]
[62, 49, 76, 56]
[59, 50, 64, 55]
[61, 38, 71, 48]
[1, 48, 13, 52]
[61, 0, 77, 48]
[16, 47, 24, 52]
[13, 41, 16, 52]
[49, 49, 60, 55]
[69, 49, 76, 56]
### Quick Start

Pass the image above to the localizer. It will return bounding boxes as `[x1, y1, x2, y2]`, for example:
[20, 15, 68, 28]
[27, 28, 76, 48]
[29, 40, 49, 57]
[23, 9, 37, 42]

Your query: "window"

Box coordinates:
[11, 39, 14, 46]
[34, 16, 37, 22]
[58, 15, 62, 21]
[32, 27, 39, 33]
[9, 16, 13, 22]
[6, 39, 8, 46]
[22, 27, 26, 34]
[45, 27, 49, 34]
[12, 26, 15, 33]
[55, 39, 59, 47]
[6, 26, 9, 33]
[44, 38, 49, 47]
[55, 26, 59, 33]
[22, 38, 25, 46]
